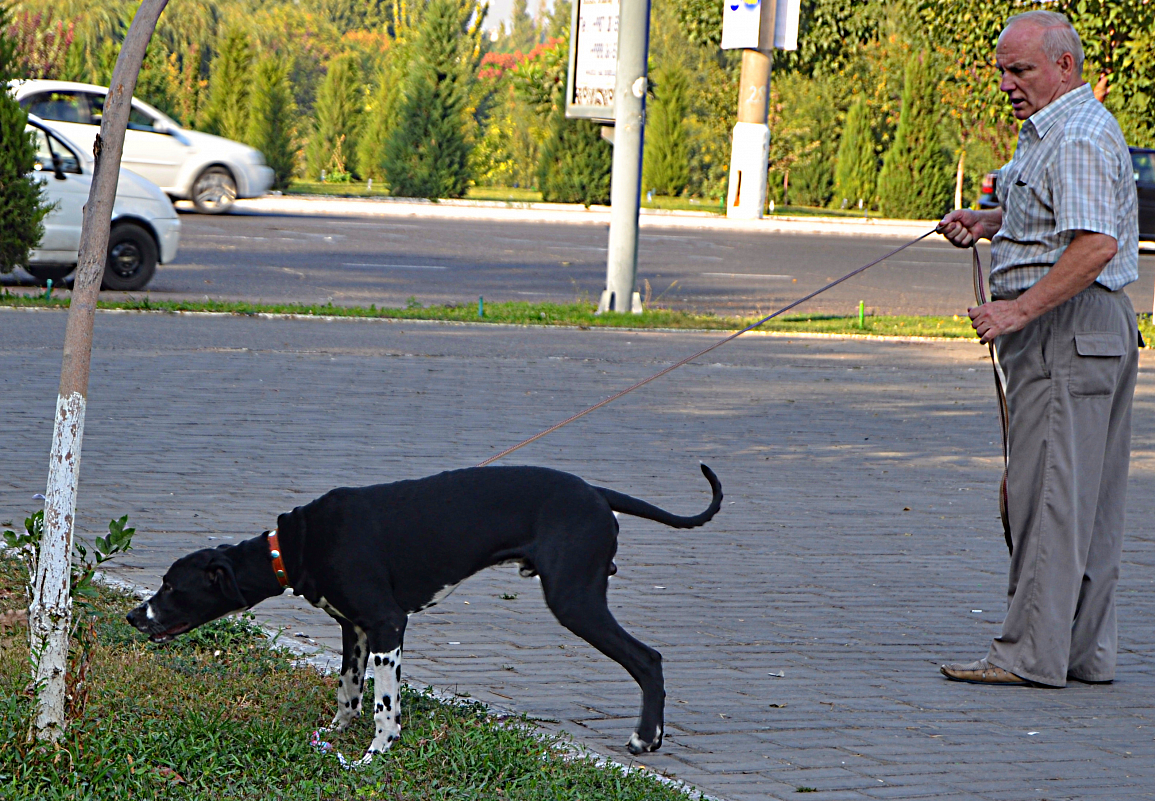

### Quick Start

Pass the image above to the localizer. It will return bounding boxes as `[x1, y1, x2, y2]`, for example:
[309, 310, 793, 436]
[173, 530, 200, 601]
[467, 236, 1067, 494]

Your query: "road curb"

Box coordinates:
[233, 194, 946, 240]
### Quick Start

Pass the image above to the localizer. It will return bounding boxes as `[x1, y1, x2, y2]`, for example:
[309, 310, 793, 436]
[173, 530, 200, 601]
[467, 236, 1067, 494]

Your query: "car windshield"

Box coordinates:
[27, 124, 82, 174]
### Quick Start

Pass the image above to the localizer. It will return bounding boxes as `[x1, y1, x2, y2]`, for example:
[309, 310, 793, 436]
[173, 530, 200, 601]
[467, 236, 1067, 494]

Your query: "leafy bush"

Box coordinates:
[0, 2, 50, 275]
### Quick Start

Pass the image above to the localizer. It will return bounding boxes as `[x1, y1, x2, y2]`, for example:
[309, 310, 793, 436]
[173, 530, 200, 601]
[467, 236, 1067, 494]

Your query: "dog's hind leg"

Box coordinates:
[326, 620, 369, 733]
[358, 609, 408, 764]
[540, 574, 665, 755]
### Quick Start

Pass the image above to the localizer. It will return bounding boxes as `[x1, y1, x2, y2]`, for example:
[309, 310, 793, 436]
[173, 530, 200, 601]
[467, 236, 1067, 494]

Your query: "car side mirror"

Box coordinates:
[51, 153, 66, 181]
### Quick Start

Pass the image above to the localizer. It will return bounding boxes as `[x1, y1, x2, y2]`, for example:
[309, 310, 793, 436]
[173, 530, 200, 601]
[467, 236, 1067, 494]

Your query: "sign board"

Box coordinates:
[565, 0, 619, 122]
[721, 0, 801, 51]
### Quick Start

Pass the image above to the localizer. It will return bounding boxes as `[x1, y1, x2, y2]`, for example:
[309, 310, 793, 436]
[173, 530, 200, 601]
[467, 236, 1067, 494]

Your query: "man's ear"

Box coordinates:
[207, 553, 247, 608]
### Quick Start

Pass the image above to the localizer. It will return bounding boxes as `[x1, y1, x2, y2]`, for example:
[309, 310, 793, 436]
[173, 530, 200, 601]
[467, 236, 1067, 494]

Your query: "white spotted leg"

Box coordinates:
[324, 621, 369, 733]
[357, 646, 402, 764]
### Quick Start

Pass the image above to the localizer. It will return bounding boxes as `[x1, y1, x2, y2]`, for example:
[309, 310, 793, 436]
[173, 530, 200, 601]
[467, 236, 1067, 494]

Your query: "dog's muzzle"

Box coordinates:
[126, 604, 193, 644]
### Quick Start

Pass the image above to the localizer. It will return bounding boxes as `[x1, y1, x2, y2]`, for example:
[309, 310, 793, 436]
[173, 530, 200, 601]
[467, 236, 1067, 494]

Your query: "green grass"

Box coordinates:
[0, 553, 692, 800]
[0, 289, 982, 339]
[5, 289, 1151, 345]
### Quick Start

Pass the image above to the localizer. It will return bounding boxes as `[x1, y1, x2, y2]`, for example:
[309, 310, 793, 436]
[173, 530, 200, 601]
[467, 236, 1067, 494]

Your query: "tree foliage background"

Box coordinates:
[5, 0, 1153, 207]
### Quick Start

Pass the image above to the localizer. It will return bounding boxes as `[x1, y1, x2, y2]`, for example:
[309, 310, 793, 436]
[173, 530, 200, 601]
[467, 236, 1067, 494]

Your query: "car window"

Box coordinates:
[85, 92, 106, 125]
[128, 104, 161, 132]
[1134, 151, 1155, 185]
[26, 125, 83, 174]
[22, 91, 93, 125]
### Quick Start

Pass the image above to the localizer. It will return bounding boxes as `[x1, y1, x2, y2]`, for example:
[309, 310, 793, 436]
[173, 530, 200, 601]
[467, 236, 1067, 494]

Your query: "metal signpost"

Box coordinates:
[567, 0, 649, 314]
[721, 0, 800, 220]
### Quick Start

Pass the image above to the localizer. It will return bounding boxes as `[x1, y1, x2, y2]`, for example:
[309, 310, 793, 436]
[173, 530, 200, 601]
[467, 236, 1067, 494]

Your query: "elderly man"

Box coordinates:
[938, 10, 1139, 687]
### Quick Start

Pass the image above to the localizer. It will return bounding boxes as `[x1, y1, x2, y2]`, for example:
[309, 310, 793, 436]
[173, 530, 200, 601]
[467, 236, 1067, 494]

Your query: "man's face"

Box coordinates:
[995, 23, 1075, 120]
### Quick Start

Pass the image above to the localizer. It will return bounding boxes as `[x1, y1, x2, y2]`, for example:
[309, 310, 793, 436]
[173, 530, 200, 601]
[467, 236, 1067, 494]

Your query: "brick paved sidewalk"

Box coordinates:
[3, 309, 1153, 800]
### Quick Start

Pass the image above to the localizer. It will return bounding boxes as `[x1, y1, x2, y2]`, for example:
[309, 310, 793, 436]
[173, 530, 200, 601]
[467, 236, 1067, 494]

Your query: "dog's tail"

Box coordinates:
[596, 463, 723, 529]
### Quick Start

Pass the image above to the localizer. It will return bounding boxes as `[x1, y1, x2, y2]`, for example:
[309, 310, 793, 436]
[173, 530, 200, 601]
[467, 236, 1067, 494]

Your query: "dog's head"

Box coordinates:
[126, 547, 249, 643]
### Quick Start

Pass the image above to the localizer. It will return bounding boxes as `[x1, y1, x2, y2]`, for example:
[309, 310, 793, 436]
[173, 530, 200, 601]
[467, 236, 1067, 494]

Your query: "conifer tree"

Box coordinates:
[383, 0, 475, 198]
[877, 52, 952, 220]
[642, 64, 690, 197]
[0, 3, 49, 273]
[246, 54, 298, 190]
[357, 47, 408, 180]
[538, 106, 612, 206]
[306, 53, 364, 180]
[200, 28, 255, 141]
[832, 96, 877, 209]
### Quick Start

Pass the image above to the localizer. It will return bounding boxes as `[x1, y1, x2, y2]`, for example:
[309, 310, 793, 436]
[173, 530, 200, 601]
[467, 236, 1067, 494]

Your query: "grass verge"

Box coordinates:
[4, 290, 1152, 344]
[0, 290, 983, 339]
[0, 553, 692, 800]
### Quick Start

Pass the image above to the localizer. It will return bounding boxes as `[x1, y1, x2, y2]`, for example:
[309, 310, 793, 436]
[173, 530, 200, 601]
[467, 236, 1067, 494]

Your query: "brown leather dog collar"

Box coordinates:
[267, 529, 290, 588]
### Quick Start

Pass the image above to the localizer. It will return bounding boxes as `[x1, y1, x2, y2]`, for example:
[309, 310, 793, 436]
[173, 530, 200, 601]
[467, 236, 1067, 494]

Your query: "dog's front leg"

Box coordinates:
[357, 645, 403, 764]
[325, 620, 369, 733]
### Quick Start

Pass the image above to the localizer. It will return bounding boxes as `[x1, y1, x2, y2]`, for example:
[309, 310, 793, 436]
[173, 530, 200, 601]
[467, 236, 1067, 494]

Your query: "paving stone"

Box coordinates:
[2, 309, 1153, 800]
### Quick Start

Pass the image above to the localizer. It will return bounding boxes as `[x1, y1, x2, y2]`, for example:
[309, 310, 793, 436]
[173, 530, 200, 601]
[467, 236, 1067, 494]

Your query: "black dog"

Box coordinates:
[127, 464, 722, 763]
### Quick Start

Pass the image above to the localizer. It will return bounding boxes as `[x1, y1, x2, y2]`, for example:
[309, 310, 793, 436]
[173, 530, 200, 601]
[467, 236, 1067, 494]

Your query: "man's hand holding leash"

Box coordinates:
[938, 209, 1116, 344]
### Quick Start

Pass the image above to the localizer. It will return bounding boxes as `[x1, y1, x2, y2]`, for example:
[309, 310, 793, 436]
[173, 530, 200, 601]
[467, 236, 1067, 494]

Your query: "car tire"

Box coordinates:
[191, 166, 237, 214]
[25, 264, 74, 284]
[101, 224, 157, 291]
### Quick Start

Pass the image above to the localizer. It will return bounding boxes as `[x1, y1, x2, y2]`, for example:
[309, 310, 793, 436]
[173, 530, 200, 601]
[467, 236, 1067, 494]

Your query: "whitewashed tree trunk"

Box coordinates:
[30, 0, 170, 741]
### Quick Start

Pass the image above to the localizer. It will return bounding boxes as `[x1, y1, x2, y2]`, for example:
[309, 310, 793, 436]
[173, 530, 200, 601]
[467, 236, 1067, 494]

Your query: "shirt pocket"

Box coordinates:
[1069, 331, 1125, 397]
[1000, 167, 1046, 241]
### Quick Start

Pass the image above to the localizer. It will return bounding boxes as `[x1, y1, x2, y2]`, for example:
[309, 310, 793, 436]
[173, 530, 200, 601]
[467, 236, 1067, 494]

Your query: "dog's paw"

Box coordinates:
[355, 750, 378, 767]
[626, 728, 663, 754]
[324, 717, 353, 734]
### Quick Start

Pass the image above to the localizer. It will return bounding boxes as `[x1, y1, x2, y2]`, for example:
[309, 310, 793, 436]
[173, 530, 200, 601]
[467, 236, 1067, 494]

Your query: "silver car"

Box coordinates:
[27, 114, 180, 291]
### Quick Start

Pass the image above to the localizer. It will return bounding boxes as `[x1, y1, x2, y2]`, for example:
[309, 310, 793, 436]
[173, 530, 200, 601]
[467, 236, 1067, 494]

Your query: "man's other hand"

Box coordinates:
[938, 209, 1002, 248]
[968, 299, 1029, 344]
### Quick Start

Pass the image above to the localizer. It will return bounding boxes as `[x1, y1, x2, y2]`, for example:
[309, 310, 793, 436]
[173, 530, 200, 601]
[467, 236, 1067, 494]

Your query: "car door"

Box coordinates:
[83, 92, 186, 190]
[1132, 150, 1155, 240]
[28, 125, 89, 263]
[20, 90, 98, 161]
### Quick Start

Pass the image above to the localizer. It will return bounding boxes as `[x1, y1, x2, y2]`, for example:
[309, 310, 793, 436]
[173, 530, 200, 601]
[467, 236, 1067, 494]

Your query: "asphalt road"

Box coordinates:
[8, 210, 1155, 316]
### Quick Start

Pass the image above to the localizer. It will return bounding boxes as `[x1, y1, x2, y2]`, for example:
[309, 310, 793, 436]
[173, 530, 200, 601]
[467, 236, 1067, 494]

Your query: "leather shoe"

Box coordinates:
[940, 658, 1029, 685]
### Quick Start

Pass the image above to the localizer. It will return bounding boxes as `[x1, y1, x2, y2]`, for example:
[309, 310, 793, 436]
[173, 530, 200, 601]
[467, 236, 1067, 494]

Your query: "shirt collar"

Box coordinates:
[1026, 83, 1094, 140]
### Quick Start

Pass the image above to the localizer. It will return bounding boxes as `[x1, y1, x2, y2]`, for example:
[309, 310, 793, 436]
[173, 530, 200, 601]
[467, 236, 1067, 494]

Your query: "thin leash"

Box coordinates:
[477, 228, 940, 468]
[971, 246, 1013, 555]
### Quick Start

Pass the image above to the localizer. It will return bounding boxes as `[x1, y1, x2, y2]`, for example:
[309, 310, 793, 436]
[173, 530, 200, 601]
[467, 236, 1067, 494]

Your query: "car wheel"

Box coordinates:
[25, 264, 74, 284]
[191, 166, 237, 214]
[101, 224, 157, 291]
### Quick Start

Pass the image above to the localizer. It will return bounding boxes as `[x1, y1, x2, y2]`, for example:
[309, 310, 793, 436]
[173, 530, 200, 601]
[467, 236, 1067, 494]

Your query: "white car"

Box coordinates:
[27, 114, 180, 291]
[11, 79, 274, 214]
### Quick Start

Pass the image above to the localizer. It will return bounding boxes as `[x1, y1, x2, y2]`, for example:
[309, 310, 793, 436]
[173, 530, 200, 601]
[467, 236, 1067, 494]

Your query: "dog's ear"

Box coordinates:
[206, 552, 247, 608]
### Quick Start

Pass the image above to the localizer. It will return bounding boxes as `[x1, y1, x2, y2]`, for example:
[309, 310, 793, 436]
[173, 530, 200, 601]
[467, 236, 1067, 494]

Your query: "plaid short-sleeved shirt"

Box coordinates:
[990, 83, 1138, 295]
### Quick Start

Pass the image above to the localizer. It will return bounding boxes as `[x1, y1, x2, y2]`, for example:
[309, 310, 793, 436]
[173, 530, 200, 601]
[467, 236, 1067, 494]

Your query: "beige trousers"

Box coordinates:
[987, 284, 1138, 687]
